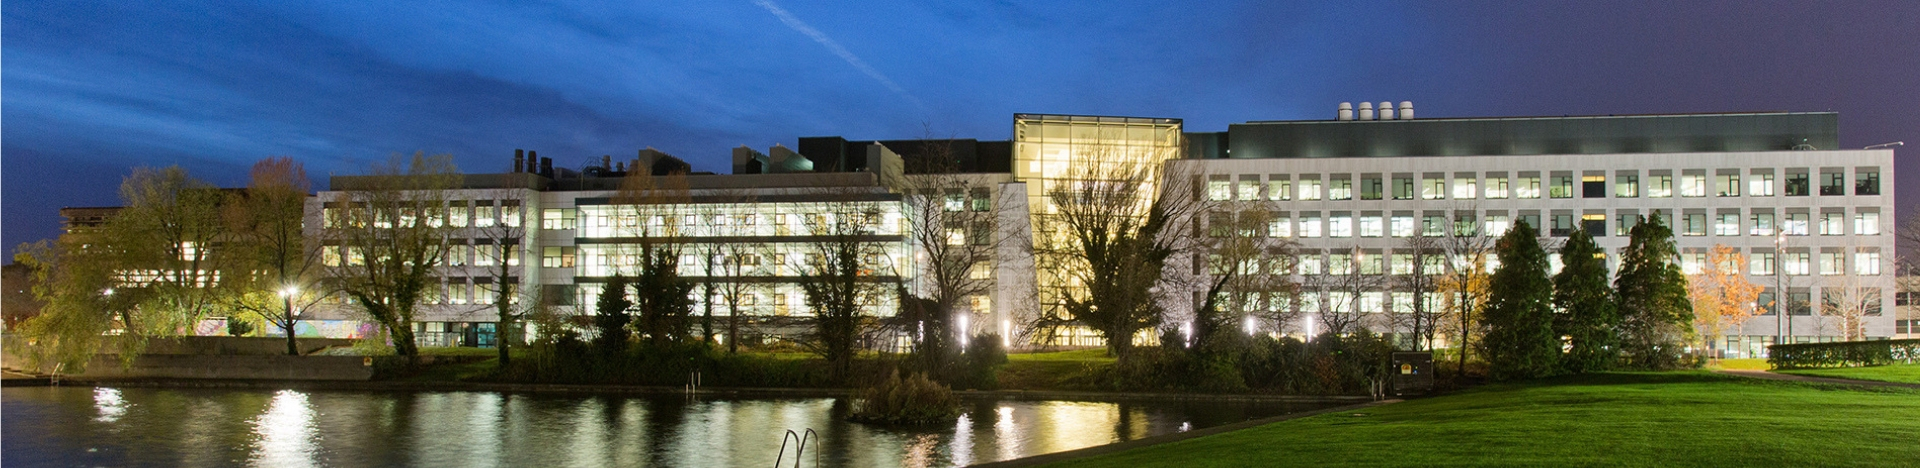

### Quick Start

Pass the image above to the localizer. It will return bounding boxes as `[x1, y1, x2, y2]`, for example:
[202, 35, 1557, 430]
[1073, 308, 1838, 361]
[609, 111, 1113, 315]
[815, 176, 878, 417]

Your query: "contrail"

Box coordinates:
[753, 0, 927, 112]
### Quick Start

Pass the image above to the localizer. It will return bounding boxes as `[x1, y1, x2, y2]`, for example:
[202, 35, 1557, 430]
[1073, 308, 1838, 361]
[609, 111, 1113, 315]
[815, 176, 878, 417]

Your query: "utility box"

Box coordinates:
[1391, 351, 1434, 396]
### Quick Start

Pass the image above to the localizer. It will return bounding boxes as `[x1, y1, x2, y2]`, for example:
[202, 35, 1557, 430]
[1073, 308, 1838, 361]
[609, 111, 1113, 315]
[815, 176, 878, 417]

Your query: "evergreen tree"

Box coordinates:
[634, 245, 695, 347]
[1481, 220, 1558, 380]
[1614, 215, 1694, 369]
[593, 273, 634, 354]
[1554, 229, 1618, 373]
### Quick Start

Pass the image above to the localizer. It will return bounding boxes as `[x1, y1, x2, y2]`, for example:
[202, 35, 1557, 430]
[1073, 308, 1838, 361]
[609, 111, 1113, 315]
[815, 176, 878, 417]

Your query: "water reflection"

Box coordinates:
[250, 389, 318, 468]
[5, 387, 1330, 467]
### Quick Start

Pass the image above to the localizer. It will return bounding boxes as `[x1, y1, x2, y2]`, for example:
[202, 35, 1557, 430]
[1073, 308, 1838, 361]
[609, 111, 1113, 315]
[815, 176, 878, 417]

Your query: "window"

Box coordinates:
[1298, 254, 1323, 275]
[1454, 213, 1478, 237]
[1485, 176, 1509, 199]
[1269, 216, 1292, 238]
[1551, 214, 1575, 237]
[1516, 175, 1542, 199]
[1682, 214, 1707, 236]
[1855, 211, 1880, 235]
[1582, 175, 1607, 198]
[1422, 215, 1446, 237]
[1784, 252, 1810, 276]
[1453, 175, 1477, 199]
[1679, 173, 1707, 197]
[1329, 215, 1353, 238]
[1360, 176, 1383, 200]
[1716, 173, 1741, 197]
[1750, 252, 1775, 276]
[1749, 171, 1775, 197]
[1299, 179, 1323, 201]
[1756, 292, 1777, 315]
[1267, 178, 1292, 201]
[1485, 215, 1512, 237]
[1863, 288, 1883, 316]
[1329, 177, 1353, 200]
[1856, 251, 1881, 276]
[1390, 216, 1416, 237]
[1615, 173, 1639, 198]
[1751, 212, 1776, 236]
[1238, 177, 1260, 201]
[1648, 174, 1673, 198]
[1789, 291, 1812, 315]
[1715, 213, 1740, 236]
[1207, 177, 1231, 201]
[1360, 216, 1384, 237]
[972, 188, 992, 211]
[1581, 213, 1607, 237]
[1820, 170, 1845, 196]
[1392, 176, 1415, 200]
[1359, 253, 1383, 275]
[1856, 168, 1880, 195]
[1208, 211, 1232, 238]
[1299, 215, 1322, 238]
[542, 247, 577, 268]
[1549, 174, 1574, 198]
[1784, 213, 1810, 236]
[1391, 254, 1414, 275]
[1681, 252, 1707, 275]
[1784, 171, 1810, 196]
[1820, 251, 1845, 276]
[1820, 212, 1845, 236]
[1328, 253, 1354, 275]
[1422, 177, 1445, 200]
[543, 209, 577, 230]
[1616, 213, 1639, 236]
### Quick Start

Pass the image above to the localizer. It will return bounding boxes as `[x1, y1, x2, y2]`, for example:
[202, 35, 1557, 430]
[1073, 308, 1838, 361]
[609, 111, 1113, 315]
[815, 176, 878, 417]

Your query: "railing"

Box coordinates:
[774, 428, 820, 468]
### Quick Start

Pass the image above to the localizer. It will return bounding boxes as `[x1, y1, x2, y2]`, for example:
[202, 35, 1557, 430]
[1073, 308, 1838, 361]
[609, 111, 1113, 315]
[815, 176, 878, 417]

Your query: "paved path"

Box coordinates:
[1712, 369, 1920, 390]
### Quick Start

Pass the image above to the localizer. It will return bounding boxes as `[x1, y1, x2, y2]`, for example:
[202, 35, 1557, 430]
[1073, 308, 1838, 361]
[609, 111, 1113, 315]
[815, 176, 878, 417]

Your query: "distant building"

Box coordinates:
[298, 107, 1895, 354]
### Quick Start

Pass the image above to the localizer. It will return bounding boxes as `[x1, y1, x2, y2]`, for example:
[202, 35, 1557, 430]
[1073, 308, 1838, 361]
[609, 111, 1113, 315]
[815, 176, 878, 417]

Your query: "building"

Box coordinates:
[301, 107, 1898, 355]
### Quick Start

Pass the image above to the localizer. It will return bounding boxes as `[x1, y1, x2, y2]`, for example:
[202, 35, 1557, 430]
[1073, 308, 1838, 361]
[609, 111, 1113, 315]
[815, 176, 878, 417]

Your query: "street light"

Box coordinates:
[1775, 232, 1787, 350]
[279, 286, 299, 355]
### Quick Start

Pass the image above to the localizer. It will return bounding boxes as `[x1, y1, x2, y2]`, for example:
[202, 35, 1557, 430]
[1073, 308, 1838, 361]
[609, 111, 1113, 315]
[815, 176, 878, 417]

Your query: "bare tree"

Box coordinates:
[792, 187, 900, 381]
[1186, 201, 1298, 351]
[1391, 234, 1445, 350]
[470, 189, 529, 367]
[1031, 142, 1200, 359]
[320, 152, 462, 358]
[897, 139, 1006, 365]
[222, 157, 329, 355]
[1435, 211, 1496, 376]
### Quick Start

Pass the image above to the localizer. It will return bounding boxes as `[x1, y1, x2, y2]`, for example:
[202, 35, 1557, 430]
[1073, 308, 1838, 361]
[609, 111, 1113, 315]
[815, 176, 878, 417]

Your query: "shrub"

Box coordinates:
[848, 371, 961, 425]
[1769, 339, 1920, 369]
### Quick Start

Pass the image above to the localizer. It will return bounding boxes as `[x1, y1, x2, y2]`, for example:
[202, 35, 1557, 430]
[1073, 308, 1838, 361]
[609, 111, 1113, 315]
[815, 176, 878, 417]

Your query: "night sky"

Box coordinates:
[5, 1, 1916, 251]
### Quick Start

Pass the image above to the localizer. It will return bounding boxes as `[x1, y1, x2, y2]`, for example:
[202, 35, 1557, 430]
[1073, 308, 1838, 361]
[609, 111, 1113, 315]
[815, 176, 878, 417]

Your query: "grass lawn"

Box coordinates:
[1706, 358, 1769, 371]
[999, 348, 1113, 390]
[1045, 372, 1920, 467]
[1775, 364, 1920, 385]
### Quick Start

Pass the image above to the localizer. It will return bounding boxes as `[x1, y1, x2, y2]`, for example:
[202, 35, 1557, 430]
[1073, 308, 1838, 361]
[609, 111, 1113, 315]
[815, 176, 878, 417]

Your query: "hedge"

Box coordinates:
[1767, 339, 1920, 369]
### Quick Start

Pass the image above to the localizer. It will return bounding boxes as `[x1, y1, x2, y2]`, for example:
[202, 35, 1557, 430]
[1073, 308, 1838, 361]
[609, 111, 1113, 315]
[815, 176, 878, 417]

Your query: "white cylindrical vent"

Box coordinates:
[1379, 101, 1396, 120]
[1337, 102, 1354, 121]
[1358, 101, 1375, 120]
[1399, 101, 1414, 120]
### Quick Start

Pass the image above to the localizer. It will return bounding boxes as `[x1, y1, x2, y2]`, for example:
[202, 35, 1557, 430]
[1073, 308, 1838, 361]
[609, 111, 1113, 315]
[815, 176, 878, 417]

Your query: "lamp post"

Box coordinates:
[1775, 232, 1787, 351]
[280, 286, 299, 356]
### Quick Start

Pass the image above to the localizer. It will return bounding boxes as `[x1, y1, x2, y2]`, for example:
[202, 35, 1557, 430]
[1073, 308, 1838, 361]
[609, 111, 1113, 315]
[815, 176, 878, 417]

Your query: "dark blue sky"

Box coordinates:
[6, 1, 1917, 250]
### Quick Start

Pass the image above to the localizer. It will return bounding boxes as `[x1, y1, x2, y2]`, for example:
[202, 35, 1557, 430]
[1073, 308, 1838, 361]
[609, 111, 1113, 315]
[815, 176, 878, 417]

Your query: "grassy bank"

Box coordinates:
[1044, 372, 1920, 467]
[1775, 364, 1920, 385]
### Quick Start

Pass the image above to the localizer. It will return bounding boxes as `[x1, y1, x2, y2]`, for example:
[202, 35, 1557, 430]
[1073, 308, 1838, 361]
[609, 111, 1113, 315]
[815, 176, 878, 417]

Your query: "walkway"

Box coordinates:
[1711, 369, 1920, 390]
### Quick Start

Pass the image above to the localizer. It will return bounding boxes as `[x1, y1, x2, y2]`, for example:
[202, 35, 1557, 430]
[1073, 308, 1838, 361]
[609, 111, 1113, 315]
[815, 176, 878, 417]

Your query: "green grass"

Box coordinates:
[1045, 372, 1920, 467]
[998, 349, 1114, 390]
[1775, 364, 1920, 385]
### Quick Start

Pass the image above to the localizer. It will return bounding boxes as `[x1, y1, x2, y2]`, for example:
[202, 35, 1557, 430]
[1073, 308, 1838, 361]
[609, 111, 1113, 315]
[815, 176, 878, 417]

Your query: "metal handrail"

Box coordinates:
[773, 428, 820, 468]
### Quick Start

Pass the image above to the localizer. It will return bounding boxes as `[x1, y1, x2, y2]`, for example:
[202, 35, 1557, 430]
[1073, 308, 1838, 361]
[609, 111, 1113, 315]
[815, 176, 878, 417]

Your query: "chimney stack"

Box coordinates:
[540, 157, 553, 177]
[1358, 102, 1375, 120]
[1337, 102, 1354, 121]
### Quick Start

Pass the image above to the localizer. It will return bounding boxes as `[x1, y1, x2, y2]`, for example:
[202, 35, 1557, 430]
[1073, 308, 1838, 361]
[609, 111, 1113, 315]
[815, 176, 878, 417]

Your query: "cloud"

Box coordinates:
[751, 0, 928, 113]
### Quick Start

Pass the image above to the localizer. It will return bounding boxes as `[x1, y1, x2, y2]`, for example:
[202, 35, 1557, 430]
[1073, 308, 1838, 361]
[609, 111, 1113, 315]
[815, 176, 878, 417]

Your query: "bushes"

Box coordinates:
[1093, 331, 1395, 395]
[848, 371, 962, 425]
[1769, 339, 1920, 369]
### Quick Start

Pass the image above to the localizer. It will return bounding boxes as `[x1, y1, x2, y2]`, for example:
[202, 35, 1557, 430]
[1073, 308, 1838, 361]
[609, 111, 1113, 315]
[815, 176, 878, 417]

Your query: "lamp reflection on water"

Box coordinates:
[249, 389, 318, 468]
[93, 387, 126, 423]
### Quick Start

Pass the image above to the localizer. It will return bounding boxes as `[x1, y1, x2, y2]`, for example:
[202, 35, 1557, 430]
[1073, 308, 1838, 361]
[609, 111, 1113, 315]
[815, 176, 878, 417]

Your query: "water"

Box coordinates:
[2, 386, 1332, 467]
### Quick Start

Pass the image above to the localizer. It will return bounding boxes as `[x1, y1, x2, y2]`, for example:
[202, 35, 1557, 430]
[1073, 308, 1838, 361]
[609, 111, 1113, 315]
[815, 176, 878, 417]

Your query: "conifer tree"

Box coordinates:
[594, 273, 634, 354]
[1554, 228, 1618, 373]
[1614, 215, 1694, 369]
[1482, 220, 1558, 380]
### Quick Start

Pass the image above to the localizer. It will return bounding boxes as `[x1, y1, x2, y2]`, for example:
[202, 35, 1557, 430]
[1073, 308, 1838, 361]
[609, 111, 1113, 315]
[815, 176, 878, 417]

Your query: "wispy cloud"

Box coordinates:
[752, 0, 927, 112]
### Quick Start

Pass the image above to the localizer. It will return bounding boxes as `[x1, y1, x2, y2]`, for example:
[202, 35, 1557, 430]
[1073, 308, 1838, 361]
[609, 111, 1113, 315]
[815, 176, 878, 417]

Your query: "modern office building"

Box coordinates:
[300, 106, 1898, 354]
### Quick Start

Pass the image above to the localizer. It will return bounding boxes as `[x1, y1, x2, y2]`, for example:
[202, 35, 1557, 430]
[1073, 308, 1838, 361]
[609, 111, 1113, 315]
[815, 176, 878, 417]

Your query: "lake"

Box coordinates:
[2, 386, 1334, 467]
